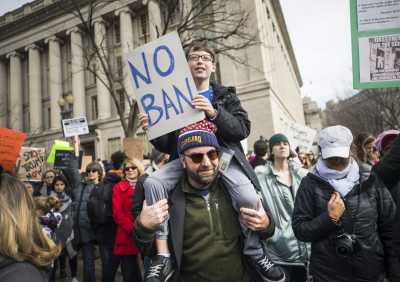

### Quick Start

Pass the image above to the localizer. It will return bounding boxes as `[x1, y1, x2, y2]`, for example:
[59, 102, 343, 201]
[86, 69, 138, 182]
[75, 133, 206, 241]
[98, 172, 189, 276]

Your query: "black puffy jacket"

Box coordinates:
[0, 256, 48, 282]
[292, 172, 397, 282]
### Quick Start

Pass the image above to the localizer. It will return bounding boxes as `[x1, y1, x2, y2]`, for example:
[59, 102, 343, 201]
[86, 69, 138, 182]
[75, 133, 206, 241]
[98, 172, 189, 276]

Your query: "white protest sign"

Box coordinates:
[17, 147, 45, 181]
[62, 117, 89, 138]
[279, 117, 317, 152]
[126, 31, 204, 140]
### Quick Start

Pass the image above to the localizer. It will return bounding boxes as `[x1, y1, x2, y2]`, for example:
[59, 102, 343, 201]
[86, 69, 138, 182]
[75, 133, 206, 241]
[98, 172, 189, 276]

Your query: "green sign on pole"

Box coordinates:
[350, 0, 400, 89]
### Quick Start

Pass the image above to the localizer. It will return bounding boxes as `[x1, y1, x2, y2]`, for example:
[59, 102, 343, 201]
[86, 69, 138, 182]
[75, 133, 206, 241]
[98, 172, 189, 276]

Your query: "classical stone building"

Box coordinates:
[303, 96, 323, 131]
[0, 0, 304, 159]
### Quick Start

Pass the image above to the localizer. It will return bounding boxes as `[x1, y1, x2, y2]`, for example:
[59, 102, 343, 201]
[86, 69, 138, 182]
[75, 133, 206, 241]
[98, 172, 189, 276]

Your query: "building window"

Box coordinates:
[107, 137, 121, 159]
[116, 89, 125, 113]
[272, 22, 276, 32]
[140, 14, 149, 43]
[116, 56, 123, 78]
[86, 67, 96, 86]
[47, 107, 51, 129]
[266, 7, 270, 19]
[114, 20, 121, 44]
[91, 95, 98, 120]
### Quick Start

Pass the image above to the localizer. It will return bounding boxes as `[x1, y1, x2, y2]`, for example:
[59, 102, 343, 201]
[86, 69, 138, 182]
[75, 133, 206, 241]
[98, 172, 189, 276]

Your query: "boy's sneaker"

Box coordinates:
[145, 255, 175, 282]
[251, 254, 285, 282]
[71, 278, 79, 282]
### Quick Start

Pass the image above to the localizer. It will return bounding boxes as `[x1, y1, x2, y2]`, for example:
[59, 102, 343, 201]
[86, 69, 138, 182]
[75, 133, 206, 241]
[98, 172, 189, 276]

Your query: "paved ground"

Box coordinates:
[55, 250, 126, 282]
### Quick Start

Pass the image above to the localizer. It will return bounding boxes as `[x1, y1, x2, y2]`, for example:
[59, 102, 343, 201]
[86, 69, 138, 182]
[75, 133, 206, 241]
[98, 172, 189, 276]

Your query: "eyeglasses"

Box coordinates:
[184, 150, 219, 164]
[124, 166, 137, 172]
[188, 54, 213, 62]
[86, 170, 98, 174]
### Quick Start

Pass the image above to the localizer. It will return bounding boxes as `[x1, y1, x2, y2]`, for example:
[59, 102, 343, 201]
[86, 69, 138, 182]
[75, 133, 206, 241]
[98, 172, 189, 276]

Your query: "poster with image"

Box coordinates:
[359, 34, 400, 82]
[350, 0, 400, 89]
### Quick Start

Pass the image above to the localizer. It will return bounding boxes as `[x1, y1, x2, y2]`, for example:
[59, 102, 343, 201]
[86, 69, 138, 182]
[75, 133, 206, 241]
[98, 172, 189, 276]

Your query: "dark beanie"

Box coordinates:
[269, 133, 289, 153]
[111, 151, 128, 169]
[178, 119, 220, 154]
[253, 139, 268, 155]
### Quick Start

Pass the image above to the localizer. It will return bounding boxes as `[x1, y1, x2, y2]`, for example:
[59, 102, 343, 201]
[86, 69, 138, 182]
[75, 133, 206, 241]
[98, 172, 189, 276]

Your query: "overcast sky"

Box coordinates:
[1, 0, 355, 108]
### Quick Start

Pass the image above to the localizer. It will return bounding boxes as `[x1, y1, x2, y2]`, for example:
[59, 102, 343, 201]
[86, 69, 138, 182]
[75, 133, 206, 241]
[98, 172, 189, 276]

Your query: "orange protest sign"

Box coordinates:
[0, 128, 26, 173]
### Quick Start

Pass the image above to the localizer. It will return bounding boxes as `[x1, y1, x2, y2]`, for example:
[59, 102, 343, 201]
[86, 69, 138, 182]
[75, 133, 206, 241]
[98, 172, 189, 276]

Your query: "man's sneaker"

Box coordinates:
[251, 254, 285, 282]
[145, 255, 175, 282]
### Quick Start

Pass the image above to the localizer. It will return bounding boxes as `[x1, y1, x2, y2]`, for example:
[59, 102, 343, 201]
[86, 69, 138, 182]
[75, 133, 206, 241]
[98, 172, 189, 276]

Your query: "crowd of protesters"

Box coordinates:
[0, 41, 400, 282]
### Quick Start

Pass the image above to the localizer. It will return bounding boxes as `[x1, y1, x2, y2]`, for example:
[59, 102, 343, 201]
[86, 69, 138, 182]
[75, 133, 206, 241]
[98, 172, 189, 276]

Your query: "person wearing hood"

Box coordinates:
[292, 125, 397, 282]
[49, 174, 77, 282]
[255, 134, 310, 282]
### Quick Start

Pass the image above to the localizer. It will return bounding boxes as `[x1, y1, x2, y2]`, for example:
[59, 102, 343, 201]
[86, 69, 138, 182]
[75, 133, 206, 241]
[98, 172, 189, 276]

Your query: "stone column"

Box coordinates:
[45, 36, 63, 130]
[6, 51, 23, 131]
[0, 60, 7, 127]
[93, 17, 111, 120]
[25, 44, 42, 133]
[115, 6, 134, 110]
[147, 0, 162, 40]
[67, 27, 86, 118]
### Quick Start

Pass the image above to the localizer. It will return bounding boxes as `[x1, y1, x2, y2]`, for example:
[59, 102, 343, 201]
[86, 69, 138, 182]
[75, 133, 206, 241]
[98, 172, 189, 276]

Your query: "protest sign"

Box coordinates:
[279, 117, 317, 152]
[18, 147, 45, 181]
[54, 150, 75, 169]
[62, 117, 89, 138]
[47, 140, 73, 164]
[350, 0, 400, 89]
[0, 128, 26, 172]
[126, 31, 204, 140]
[123, 137, 145, 161]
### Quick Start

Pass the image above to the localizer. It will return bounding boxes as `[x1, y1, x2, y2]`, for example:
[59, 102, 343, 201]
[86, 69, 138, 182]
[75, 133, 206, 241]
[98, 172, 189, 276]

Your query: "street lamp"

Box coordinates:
[58, 94, 75, 120]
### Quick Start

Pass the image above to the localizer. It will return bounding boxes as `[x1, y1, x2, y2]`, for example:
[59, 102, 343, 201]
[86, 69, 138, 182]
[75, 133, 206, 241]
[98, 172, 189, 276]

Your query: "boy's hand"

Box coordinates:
[139, 199, 169, 231]
[138, 113, 149, 130]
[192, 95, 217, 119]
[240, 200, 270, 231]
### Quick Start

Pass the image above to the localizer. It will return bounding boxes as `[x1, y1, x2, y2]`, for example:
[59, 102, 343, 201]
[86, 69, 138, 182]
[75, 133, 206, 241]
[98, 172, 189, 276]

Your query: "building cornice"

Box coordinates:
[270, 0, 303, 87]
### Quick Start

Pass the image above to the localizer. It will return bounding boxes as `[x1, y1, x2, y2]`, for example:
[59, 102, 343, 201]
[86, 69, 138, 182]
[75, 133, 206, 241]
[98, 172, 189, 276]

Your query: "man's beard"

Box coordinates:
[187, 168, 217, 188]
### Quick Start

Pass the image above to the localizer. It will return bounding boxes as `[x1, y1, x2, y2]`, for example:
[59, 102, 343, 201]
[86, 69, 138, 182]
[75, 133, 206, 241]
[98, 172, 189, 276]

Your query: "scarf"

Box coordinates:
[314, 158, 360, 197]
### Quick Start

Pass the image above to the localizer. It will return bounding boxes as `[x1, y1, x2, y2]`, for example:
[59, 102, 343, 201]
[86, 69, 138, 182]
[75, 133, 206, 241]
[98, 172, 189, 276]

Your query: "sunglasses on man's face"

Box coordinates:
[86, 170, 98, 174]
[124, 166, 137, 172]
[184, 150, 219, 164]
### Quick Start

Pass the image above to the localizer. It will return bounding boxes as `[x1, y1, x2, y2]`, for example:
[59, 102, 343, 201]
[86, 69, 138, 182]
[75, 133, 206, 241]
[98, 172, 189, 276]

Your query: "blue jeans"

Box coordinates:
[81, 242, 96, 282]
[99, 243, 120, 282]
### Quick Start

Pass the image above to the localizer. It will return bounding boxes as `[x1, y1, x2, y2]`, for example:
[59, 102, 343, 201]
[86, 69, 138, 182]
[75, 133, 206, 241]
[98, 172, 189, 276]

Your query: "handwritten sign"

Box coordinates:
[54, 150, 75, 169]
[47, 140, 73, 164]
[279, 117, 317, 152]
[123, 137, 145, 161]
[0, 128, 26, 172]
[18, 147, 45, 181]
[62, 117, 89, 138]
[126, 31, 204, 140]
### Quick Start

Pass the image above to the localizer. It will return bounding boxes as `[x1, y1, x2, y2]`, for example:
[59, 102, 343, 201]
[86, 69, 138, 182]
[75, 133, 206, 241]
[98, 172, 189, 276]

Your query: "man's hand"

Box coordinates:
[240, 200, 270, 231]
[327, 192, 345, 221]
[192, 95, 217, 119]
[138, 199, 169, 231]
[138, 113, 149, 131]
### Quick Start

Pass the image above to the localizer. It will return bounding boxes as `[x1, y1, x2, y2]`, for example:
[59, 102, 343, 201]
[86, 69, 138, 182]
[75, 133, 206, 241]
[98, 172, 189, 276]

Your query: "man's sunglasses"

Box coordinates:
[86, 170, 98, 174]
[184, 150, 219, 164]
[124, 166, 137, 172]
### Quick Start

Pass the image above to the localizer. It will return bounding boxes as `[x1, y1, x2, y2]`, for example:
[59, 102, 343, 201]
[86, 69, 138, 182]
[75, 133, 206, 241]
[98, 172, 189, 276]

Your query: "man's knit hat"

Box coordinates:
[178, 120, 220, 154]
